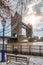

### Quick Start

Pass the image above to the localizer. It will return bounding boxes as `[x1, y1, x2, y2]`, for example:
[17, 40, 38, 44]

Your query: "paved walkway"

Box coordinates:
[0, 53, 43, 65]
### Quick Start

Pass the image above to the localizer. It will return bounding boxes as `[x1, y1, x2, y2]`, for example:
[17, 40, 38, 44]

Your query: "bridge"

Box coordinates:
[11, 12, 32, 42]
[0, 12, 32, 43]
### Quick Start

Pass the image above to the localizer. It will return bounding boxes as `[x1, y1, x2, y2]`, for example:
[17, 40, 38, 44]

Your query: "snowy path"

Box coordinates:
[0, 53, 43, 65]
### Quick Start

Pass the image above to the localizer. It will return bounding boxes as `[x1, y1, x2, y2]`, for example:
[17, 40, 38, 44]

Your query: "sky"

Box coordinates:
[0, 0, 43, 37]
[0, 19, 11, 36]
[22, 0, 43, 37]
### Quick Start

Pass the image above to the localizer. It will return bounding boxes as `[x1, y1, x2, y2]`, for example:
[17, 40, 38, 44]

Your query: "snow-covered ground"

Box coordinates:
[0, 53, 43, 65]
[6, 55, 43, 65]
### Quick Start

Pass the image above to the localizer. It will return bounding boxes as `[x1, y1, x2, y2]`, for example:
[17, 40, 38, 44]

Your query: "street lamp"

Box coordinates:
[1, 18, 6, 62]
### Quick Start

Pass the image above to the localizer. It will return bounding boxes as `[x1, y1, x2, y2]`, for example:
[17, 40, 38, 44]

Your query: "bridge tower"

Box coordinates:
[8, 11, 32, 43]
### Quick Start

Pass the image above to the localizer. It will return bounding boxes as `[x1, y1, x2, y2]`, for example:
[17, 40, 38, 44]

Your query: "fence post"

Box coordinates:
[29, 45, 31, 55]
[39, 46, 41, 56]
[5, 44, 7, 52]
[12, 45, 14, 53]
[20, 45, 22, 54]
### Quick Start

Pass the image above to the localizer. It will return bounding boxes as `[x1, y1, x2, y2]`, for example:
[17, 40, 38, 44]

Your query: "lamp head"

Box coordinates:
[1, 18, 6, 27]
[0, 14, 6, 27]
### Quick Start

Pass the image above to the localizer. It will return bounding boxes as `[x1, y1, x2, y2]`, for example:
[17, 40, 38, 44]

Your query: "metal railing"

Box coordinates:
[0, 44, 43, 56]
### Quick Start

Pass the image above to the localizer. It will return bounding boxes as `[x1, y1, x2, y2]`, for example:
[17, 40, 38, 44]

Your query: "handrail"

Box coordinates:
[0, 44, 43, 55]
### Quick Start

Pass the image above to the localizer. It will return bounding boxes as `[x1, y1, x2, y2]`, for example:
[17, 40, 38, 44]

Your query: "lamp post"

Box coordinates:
[1, 18, 6, 62]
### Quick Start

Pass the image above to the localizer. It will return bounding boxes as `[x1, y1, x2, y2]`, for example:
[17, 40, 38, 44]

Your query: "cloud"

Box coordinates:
[33, 1, 43, 15]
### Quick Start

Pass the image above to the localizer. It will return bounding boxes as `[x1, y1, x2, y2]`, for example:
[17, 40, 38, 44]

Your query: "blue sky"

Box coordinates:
[0, 19, 11, 36]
